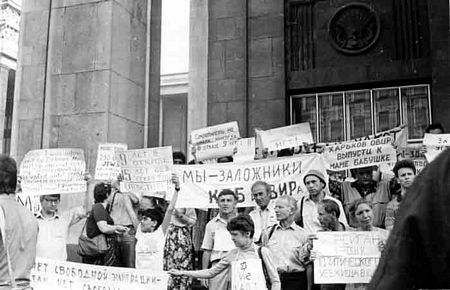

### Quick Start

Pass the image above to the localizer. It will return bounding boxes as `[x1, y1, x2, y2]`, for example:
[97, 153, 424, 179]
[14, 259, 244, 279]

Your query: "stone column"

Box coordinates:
[12, 0, 161, 170]
[0, 66, 9, 152]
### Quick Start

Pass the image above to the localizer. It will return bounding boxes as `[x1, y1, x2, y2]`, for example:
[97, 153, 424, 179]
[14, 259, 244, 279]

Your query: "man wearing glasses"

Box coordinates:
[35, 194, 86, 261]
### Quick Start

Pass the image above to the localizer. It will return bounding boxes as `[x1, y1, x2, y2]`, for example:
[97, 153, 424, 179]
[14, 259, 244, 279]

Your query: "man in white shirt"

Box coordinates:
[248, 181, 277, 242]
[201, 189, 238, 289]
[296, 170, 348, 233]
[35, 194, 86, 261]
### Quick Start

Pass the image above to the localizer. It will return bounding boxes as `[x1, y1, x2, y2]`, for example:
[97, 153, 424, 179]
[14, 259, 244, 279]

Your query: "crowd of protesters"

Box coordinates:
[0, 123, 449, 290]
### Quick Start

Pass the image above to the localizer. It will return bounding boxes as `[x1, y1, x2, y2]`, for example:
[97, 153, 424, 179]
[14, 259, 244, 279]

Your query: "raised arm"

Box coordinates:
[160, 173, 181, 235]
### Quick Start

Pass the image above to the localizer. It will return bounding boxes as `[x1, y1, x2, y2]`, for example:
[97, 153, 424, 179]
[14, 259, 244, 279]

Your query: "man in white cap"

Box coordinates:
[295, 169, 348, 233]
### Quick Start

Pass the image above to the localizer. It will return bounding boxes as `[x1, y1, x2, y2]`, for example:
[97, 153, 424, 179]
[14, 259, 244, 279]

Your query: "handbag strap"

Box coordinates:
[258, 246, 271, 287]
[108, 190, 117, 214]
[0, 204, 18, 289]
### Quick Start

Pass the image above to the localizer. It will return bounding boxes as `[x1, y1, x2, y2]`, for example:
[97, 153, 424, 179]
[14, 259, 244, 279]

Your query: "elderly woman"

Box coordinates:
[82, 182, 128, 266]
[169, 214, 281, 290]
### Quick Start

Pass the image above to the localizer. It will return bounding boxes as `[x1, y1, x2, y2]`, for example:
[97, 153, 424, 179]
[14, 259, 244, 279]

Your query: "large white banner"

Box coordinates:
[323, 136, 397, 171]
[19, 149, 87, 195]
[31, 258, 168, 290]
[313, 231, 387, 284]
[173, 153, 327, 208]
[256, 123, 314, 151]
[191, 121, 240, 161]
[95, 143, 128, 180]
[116, 147, 173, 198]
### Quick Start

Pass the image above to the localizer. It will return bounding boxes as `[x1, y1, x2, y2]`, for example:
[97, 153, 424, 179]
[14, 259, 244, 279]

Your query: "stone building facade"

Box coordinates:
[12, 0, 450, 165]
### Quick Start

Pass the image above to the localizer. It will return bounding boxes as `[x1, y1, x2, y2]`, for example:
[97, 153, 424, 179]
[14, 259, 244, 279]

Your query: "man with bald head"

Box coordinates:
[249, 181, 277, 242]
[262, 195, 309, 290]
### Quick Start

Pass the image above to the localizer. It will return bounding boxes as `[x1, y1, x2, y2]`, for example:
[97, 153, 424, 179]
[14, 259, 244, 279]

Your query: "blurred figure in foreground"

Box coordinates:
[369, 149, 450, 289]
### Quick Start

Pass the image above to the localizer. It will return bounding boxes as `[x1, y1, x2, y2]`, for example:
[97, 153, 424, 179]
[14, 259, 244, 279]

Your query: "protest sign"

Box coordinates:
[256, 123, 314, 151]
[173, 153, 327, 208]
[422, 133, 450, 162]
[116, 147, 173, 198]
[95, 143, 128, 180]
[231, 259, 267, 290]
[20, 149, 87, 195]
[323, 136, 396, 171]
[191, 121, 240, 161]
[234, 137, 256, 162]
[313, 231, 387, 284]
[397, 146, 428, 173]
[31, 257, 168, 290]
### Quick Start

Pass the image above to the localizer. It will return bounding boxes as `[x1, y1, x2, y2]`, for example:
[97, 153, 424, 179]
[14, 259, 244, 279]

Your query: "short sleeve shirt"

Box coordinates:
[86, 203, 114, 238]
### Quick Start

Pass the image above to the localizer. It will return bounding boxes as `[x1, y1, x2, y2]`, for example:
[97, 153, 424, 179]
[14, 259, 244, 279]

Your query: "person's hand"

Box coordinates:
[114, 225, 128, 235]
[172, 173, 180, 188]
[378, 241, 386, 253]
[233, 146, 238, 155]
[168, 269, 184, 276]
[174, 208, 184, 218]
[200, 278, 209, 288]
[191, 146, 197, 156]
[310, 250, 318, 262]
[84, 172, 93, 182]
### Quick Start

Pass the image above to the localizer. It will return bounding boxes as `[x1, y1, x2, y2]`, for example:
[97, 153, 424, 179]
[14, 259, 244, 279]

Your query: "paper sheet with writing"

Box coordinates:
[423, 133, 450, 162]
[231, 259, 267, 290]
[256, 123, 314, 151]
[313, 231, 386, 284]
[19, 148, 87, 195]
[116, 147, 173, 198]
[191, 121, 240, 161]
[173, 153, 327, 208]
[323, 136, 397, 171]
[234, 137, 256, 162]
[31, 257, 168, 290]
[95, 143, 128, 180]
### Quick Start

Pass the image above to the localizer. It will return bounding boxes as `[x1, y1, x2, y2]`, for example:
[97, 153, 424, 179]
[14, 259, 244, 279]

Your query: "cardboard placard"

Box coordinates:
[95, 143, 128, 180]
[191, 121, 240, 161]
[20, 149, 87, 195]
[116, 147, 173, 198]
[256, 123, 314, 151]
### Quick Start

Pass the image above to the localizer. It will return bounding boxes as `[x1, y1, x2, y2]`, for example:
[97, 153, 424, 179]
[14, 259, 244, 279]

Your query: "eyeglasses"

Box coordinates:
[43, 198, 60, 204]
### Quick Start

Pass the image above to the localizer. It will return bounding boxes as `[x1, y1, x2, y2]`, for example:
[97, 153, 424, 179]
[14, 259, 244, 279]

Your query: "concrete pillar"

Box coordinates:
[187, 0, 208, 151]
[0, 66, 9, 152]
[12, 0, 161, 170]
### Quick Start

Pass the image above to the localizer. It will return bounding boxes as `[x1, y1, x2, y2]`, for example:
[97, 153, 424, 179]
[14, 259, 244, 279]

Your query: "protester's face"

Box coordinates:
[305, 176, 324, 197]
[397, 167, 415, 190]
[317, 205, 336, 230]
[355, 168, 373, 185]
[140, 216, 157, 233]
[274, 199, 294, 221]
[355, 203, 373, 228]
[173, 158, 184, 165]
[41, 195, 60, 215]
[251, 184, 271, 209]
[229, 230, 250, 248]
[217, 194, 237, 214]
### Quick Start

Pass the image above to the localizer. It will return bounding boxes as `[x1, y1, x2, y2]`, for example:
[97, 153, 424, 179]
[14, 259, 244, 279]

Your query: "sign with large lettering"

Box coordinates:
[231, 259, 267, 290]
[20, 149, 87, 195]
[422, 133, 450, 162]
[313, 231, 388, 284]
[191, 121, 240, 161]
[256, 123, 314, 151]
[173, 153, 327, 208]
[323, 136, 396, 171]
[116, 147, 173, 198]
[31, 258, 168, 290]
[95, 143, 128, 180]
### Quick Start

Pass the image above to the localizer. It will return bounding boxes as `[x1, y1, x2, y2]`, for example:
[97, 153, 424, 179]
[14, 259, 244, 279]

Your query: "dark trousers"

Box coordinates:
[280, 271, 307, 290]
[116, 227, 136, 268]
